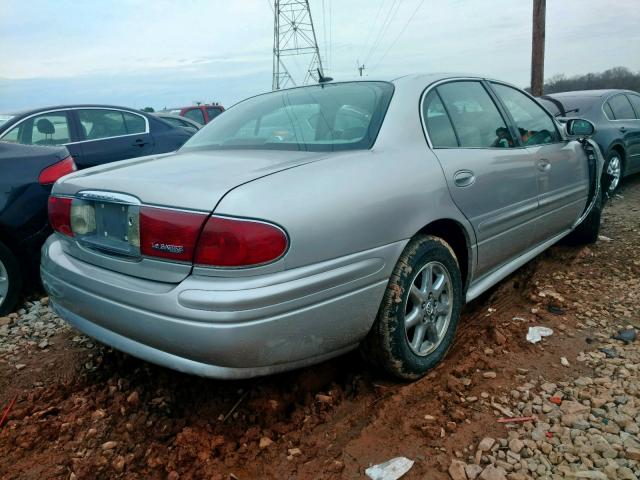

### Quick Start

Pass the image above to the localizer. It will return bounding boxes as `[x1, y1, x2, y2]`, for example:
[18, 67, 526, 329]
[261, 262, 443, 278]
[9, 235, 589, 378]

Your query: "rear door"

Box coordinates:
[489, 82, 589, 243]
[622, 93, 640, 173]
[75, 109, 154, 168]
[423, 80, 539, 278]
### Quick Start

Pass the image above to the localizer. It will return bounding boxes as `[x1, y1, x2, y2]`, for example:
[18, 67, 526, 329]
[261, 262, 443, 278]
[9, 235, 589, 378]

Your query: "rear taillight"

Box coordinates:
[39, 156, 77, 185]
[48, 196, 73, 237]
[139, 207, 207, 262]
[194, 216, 288, 267]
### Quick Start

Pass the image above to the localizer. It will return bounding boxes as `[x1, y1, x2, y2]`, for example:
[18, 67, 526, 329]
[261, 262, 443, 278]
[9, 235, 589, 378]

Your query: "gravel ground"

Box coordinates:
[0, 176, 638, 480]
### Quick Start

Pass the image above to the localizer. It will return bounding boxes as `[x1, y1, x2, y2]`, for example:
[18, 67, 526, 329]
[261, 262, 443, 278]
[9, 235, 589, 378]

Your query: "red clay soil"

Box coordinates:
[1, 175, 638, 480]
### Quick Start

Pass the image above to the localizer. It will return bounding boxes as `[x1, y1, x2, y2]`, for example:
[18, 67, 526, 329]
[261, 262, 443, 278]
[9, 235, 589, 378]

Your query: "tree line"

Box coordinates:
[534, 67, 640, 94]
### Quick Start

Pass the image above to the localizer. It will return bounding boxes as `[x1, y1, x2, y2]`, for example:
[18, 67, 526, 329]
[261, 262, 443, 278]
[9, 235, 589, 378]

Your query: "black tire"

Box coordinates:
[0, 240, 21, 316]
[603, 150, 623, 196]
[565, 188, 603, 245]
[361, 235, 463, 380]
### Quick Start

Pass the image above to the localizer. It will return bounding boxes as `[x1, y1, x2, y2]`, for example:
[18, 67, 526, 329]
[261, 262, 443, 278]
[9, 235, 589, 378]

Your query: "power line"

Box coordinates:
[363, 0, 403, 66]
[358, 0, 387, 65]
[371, 0, 426, 72]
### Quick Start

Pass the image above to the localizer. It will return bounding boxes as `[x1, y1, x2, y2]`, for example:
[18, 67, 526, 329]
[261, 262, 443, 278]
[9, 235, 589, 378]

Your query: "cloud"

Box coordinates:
[0, 0, 638, 111]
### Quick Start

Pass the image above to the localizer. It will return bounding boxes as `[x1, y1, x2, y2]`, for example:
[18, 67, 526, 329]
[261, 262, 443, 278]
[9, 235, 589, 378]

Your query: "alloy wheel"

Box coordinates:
[0, 257, 8, 309]
[607, 155, 622, 193]
[403, 261, 453, 356]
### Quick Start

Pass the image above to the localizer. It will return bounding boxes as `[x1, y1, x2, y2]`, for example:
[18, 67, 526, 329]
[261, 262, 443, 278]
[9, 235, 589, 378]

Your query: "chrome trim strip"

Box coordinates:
[466, 229, 569, 302]
[0, 106, 150, 143]
[76, 190, 141, 205]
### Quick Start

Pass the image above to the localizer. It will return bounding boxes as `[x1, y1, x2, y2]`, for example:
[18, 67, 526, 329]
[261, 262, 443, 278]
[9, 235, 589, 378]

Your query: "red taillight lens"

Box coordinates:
[139, 207, 207, 262]
[194, 216, 288, 267]
[48, 196, 73, 237]
[39, 156, 77, 185]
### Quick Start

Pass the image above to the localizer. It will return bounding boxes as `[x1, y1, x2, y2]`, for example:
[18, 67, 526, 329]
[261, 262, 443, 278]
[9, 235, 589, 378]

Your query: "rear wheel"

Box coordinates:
[0, 240, 21, 316]
[603, 150, 623, 196]
[362, 235, 463, 380]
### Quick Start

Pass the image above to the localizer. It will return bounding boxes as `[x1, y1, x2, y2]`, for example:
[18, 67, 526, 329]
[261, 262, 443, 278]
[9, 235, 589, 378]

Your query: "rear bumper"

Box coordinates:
[41, 236, 404, 379]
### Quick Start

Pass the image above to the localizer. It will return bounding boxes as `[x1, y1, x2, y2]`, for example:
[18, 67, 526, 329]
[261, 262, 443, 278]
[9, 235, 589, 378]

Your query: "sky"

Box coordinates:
[0, 0, 639, 112]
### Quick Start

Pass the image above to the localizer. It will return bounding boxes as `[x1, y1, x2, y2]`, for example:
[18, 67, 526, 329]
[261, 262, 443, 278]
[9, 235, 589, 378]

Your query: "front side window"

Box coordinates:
[608, 94, 635, 120]
[422, 90, 457, 147]
[183, 82, 394, 152]
[625, 94, 640, 119]
[3, 112, 71, 146]
[436, 81, 513, 148]
[492, 83, 560, 146]
[184, 108, 205, 125]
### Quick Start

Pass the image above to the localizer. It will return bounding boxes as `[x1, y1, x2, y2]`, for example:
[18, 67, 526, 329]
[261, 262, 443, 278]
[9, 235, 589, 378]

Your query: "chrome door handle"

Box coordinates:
[453, 170, 476, 187]
[537, 159, 551, 172]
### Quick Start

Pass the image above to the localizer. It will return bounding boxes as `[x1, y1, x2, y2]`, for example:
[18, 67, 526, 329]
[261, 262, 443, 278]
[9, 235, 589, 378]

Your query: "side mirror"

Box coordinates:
[565, 118, 595, 137]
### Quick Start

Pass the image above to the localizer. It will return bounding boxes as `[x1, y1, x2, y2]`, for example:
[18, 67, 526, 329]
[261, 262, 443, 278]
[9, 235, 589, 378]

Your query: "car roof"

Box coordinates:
[546, 89, 637, 99]
[3, 104, 149, 117]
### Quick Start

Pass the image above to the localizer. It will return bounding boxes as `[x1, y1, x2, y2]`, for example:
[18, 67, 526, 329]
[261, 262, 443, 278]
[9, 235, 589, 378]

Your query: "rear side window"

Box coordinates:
[436, 81, 513, 148]
[422, 90, 457, 147]
[2, 112, 71, 146]
[206, 107, 223, 121]
[79, 109, 146, 140]
[603, 102, 615, 120]
[608, 94, 635, 120]
[184, 108, 205, 124]
[123, 112, 146, 134]
[491, 83, 560, 146]
[626, 94, 640, 118]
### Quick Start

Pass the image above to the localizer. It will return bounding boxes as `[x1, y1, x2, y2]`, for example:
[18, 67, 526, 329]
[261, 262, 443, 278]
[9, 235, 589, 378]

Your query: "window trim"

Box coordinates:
[602, 93, 639, 122]
[626, 93, 640, 119]
[0, 107, 150, 145]
[487, 80, 563, 147]
[419, 77, 520, 150]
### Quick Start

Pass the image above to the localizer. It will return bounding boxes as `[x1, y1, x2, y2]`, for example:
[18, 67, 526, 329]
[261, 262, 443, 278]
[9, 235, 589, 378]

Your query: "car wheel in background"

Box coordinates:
[362, 235, 463, 380]
[603, 150, 623, 196]
[0, 240, 21, 316]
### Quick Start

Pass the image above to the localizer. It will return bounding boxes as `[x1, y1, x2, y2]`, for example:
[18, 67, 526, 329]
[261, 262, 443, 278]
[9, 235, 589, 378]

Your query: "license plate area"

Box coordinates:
[73, 191, 141, 258]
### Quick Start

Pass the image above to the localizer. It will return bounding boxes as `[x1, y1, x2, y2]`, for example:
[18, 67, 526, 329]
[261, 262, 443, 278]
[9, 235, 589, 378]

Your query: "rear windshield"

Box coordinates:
[544, 96, 598, 117]
[0, 115, 14, 128]
[181, 82, 394, 152]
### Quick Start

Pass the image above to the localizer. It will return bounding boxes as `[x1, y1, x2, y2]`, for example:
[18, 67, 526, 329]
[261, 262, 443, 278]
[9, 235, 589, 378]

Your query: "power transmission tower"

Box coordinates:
[272, 0, 325, 90]
[530, 0, 546, 97]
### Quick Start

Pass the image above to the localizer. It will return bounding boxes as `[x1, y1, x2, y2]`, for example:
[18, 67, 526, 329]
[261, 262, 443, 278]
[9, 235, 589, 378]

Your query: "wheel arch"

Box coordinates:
[415, 218, 473, 293]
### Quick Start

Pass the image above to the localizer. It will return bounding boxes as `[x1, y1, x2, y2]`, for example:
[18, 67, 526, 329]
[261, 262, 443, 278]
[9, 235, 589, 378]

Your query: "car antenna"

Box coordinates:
[317, 69, 333, 86]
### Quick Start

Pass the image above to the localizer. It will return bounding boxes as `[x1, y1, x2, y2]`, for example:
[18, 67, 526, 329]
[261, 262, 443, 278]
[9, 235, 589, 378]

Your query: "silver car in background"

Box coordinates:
[41, 74, 603, 380]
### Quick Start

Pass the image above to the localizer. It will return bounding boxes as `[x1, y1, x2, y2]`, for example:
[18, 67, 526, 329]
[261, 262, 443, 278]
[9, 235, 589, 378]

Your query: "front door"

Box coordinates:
[422, 81, 540, 279]
[74, 109, 154, 168]
[490, 82, 590, 243]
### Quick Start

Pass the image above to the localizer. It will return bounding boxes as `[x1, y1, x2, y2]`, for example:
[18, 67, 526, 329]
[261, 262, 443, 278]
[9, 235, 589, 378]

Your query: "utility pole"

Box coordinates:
[357, 62, 365, 77]
[530, 0, 546, 97]
[272, 0, 325, 90]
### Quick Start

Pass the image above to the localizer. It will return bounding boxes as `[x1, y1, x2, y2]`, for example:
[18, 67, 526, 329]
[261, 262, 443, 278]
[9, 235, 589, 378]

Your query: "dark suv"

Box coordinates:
[539, 90, 640, 194]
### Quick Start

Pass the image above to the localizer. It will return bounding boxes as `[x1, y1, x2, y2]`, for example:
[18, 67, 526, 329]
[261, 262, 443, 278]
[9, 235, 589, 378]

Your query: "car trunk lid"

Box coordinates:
[52, 149, 324, 282]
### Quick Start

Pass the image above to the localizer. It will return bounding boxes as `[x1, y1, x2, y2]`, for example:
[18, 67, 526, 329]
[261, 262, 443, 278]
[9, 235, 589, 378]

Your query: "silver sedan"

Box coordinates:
[41, 74, 603, 380]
